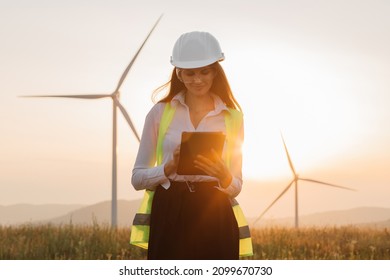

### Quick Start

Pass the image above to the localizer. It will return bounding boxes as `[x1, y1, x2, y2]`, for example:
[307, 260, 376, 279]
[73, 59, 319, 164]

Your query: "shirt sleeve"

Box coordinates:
[217, 116, 244, 198]
[131, 103, 170, 190]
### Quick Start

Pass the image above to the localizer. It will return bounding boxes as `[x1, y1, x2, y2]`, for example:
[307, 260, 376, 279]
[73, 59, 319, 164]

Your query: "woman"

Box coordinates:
[130, 31, 252, 259]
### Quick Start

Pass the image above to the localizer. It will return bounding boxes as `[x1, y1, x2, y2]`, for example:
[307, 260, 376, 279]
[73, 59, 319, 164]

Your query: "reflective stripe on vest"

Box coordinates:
[130, 103, 253, 257]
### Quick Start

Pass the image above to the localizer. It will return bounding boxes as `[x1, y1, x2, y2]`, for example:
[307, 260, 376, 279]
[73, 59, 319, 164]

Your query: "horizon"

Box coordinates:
[1, 0, 389, 220]
[2, 199, 390, 228]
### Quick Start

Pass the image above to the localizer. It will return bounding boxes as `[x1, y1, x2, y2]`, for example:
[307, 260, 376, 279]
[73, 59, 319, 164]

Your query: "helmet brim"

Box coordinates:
[171, 55, 224, 69]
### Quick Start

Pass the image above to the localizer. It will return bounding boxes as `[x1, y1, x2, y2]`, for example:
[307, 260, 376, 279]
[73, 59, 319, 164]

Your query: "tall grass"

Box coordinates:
[0, 223, 146, 260]
[1, 224, 389, 260]
[249, 226, 390, 260]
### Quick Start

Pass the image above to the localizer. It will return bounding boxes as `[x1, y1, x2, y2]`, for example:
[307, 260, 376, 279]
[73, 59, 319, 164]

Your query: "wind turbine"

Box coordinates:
[21, 15, 163, 228]
[253, 133, 356, 228]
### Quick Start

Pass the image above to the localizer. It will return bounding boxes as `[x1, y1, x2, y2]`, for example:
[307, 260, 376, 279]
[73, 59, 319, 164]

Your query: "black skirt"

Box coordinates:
[148, 181, 239, 260]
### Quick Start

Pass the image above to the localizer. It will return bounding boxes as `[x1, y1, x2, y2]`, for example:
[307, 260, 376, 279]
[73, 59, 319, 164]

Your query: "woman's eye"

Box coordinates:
[201, 68, 215, 75]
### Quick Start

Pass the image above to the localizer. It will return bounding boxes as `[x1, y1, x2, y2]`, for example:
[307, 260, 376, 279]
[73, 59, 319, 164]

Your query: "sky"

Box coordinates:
[1, 0, 389, 219]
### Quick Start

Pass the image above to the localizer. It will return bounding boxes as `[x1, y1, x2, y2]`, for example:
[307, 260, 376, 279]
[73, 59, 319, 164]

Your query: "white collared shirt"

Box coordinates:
[131, 92, 243, 197]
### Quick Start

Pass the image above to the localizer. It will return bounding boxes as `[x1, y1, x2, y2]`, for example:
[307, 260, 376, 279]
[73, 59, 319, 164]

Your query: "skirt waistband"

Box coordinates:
[169, 180, 219, 192]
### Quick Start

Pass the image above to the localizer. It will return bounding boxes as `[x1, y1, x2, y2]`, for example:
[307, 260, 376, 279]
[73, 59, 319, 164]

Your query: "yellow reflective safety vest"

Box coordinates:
[130, 102, 253, 257]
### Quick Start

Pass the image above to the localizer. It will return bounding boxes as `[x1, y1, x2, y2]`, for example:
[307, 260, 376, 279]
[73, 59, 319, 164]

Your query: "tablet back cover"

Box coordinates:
[177, 131, 225, 175]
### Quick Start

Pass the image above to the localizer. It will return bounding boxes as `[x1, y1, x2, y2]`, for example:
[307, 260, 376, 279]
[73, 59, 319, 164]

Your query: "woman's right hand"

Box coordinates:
[163, 145, 180, 176]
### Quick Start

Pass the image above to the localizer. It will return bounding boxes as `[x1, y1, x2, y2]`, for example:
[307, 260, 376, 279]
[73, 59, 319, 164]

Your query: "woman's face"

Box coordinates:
[177, 66, 216, 97]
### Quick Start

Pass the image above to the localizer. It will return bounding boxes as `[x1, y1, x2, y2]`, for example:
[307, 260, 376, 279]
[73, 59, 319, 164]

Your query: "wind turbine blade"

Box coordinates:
[20, 94, 111, 99]
[113, 98, 141, 142]
[280, 133, 297, 175]
[114, 14, 163, 93]
[253, 180, 295, 225]
[299, 178, 356, 191]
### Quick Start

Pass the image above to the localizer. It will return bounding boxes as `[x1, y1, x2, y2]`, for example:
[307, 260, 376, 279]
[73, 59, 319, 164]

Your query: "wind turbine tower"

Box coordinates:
[22, 15, 163, 228]
[254, 133, 356, 228]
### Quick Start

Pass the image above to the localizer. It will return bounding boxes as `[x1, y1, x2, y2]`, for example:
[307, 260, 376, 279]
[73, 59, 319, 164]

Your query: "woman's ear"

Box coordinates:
[175, 68, 184, 83]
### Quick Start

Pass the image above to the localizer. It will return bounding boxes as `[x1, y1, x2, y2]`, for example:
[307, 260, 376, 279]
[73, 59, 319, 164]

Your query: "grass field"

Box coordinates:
[1, 224, 389, 260]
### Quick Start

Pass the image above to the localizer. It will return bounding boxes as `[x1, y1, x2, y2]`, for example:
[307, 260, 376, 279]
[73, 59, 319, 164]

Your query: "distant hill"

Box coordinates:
[45, 204, 390, 229]
[40, 199, 142, 227]
[0, 204, 84, 225]
[250, 207, 390, 228]
[0, 200, 141, 227]
[2, 201, 389, 229]
[358, 218, 390, 228]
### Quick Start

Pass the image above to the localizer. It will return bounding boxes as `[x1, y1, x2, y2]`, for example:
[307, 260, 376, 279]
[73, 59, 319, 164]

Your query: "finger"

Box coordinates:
[201, 153, 226, 176]
[195, 154, 214, 166]
[173, 145, 181, 160]
[210, 149, 222, 162]
[200, 152, 232, 179]
[194, 158, 217, 177]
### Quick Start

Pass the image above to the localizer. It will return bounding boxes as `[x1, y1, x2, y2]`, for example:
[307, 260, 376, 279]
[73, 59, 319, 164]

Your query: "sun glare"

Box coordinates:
[227, 44, 363, 181]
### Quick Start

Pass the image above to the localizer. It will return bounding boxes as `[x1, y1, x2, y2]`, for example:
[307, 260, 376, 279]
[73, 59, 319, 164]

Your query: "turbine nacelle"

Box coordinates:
[111, 91, 120, 99]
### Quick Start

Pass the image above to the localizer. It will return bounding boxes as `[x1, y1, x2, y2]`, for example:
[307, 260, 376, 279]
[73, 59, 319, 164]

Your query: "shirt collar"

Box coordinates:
[170, 91, 229, 115]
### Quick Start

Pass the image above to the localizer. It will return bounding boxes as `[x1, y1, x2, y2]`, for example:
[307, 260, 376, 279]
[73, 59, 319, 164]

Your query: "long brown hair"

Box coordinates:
[152, 62, 242, 112]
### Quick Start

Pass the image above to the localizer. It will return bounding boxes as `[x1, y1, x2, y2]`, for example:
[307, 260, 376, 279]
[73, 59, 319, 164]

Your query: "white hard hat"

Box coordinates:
[170, 31, 225, 69]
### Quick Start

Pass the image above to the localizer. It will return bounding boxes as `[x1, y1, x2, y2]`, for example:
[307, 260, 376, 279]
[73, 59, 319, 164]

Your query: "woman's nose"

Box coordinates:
[193, 75, 202, 83]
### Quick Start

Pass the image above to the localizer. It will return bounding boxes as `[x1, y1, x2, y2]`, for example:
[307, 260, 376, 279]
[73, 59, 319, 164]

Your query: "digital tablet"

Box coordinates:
[177, 131, 226, 175]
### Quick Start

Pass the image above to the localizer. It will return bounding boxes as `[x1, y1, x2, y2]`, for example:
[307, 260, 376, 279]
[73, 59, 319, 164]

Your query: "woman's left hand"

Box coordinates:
[193, 149, 232, 188]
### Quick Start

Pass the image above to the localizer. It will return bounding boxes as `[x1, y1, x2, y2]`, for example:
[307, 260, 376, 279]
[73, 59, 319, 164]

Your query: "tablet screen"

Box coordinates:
[177, 131, 226, 175]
